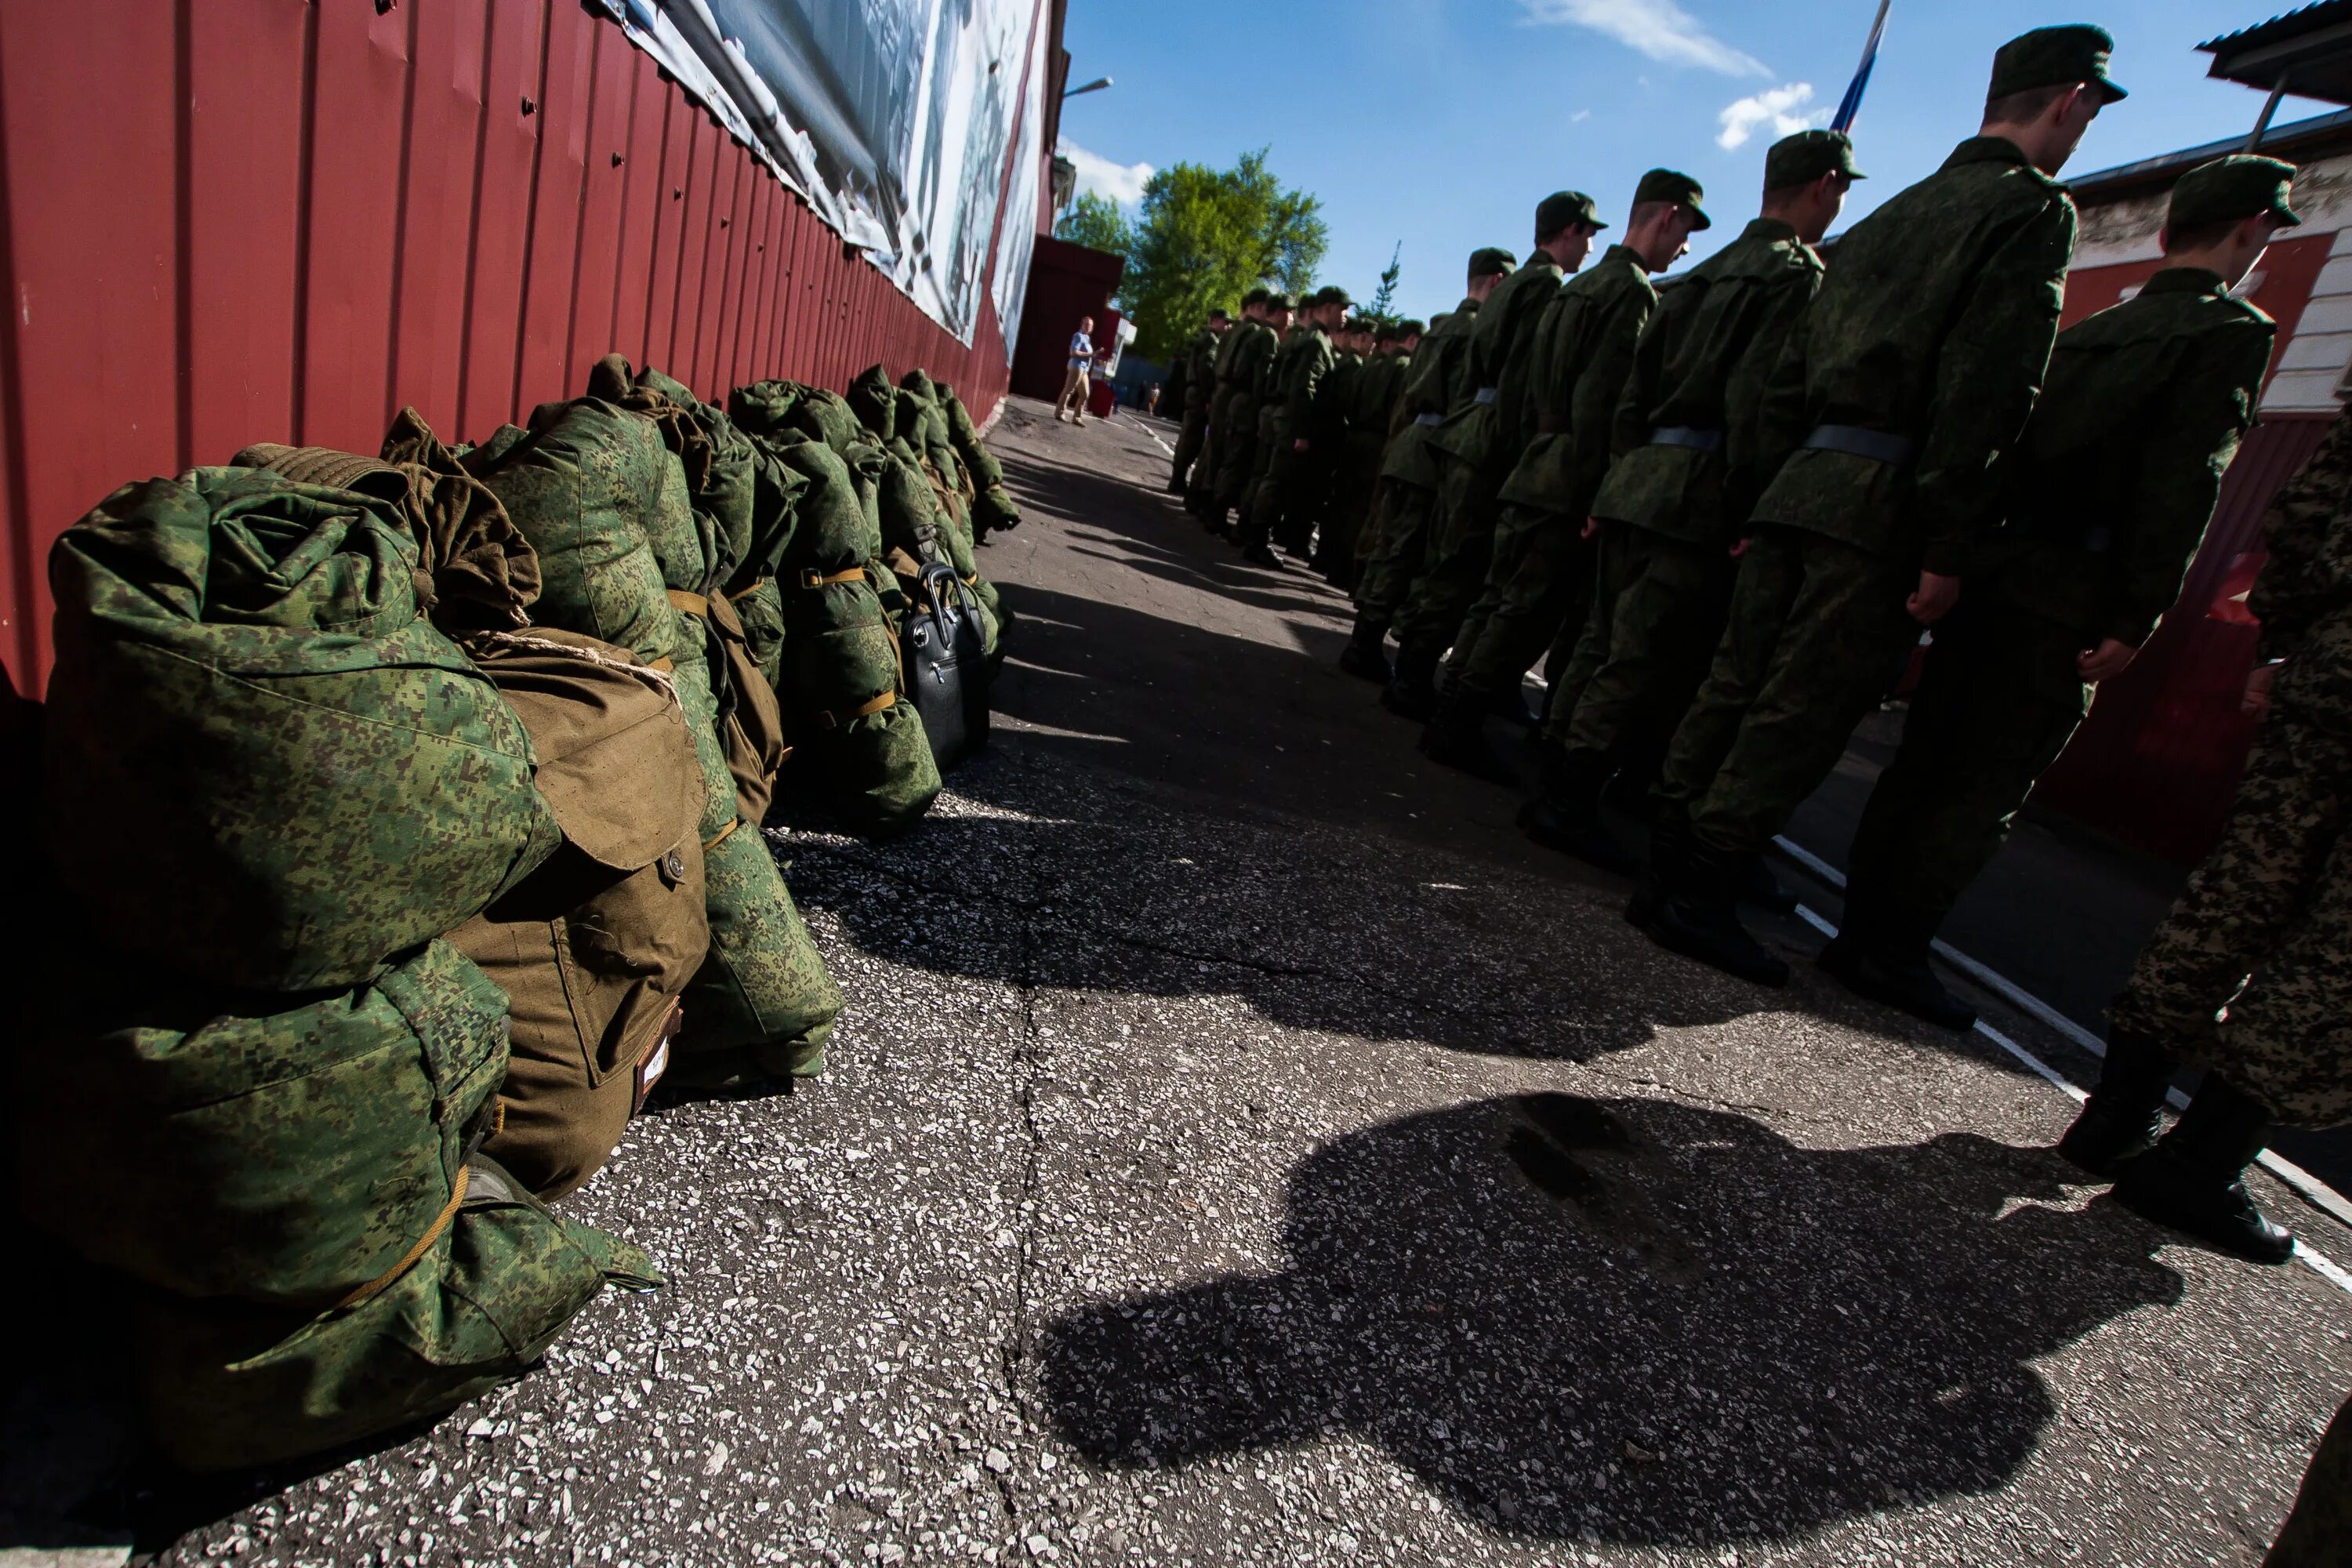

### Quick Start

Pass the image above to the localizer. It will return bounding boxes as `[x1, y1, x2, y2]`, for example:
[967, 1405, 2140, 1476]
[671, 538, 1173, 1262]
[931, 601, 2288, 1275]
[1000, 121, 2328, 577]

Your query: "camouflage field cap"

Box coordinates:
[1308, 285, 1354, 309]
[1988, 24, 2126, 104]
[1468, 245, 1518, 278]
[2170, 154, 2303, 231]
[1537, 190, 1607, 238]
[1398, 318, 1427, 338]
[1242, 285, 1272, 308]
[1766, 129, 1866, 189]
[1635, 168, 1711, 230]
[1265, 289, 1298, 311]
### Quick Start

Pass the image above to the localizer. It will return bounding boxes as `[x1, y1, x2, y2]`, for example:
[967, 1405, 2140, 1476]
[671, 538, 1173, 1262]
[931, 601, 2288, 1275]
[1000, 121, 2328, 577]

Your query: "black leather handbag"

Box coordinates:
[903, 561, 990, 769]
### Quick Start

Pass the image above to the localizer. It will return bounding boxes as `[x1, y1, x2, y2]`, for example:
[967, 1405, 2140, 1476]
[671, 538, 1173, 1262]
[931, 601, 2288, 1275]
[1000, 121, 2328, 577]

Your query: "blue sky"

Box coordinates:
[1055, 1, 2321, 324]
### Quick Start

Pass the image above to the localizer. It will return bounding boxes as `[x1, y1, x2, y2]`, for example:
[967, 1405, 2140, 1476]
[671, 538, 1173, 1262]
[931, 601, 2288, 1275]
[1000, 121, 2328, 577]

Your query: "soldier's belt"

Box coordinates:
[1649, 425, 1724, 452]
[1802, 424, 1915, 466]
[1414, 413, 1445, 427]
[1472, 387, 1500, 406]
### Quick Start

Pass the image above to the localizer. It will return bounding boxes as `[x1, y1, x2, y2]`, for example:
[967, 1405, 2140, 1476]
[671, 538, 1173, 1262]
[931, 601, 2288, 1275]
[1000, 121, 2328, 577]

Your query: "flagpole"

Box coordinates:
[1831, 0, 1893, 134]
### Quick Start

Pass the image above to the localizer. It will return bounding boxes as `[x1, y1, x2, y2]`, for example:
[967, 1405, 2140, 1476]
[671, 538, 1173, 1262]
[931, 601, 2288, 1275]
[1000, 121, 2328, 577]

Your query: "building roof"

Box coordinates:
[2066, 107, 2352, 205]
[2201, 2, 2352, 103]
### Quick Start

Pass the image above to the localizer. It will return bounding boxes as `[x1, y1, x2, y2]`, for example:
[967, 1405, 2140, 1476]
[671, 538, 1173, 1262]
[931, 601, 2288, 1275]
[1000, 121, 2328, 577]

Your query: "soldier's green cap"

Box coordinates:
[1467, 246, 1517, 278]
[1635, 168, 1711, 231]
[1987, 24, 2126, 106]
[1264, 289, 1298, 310]
[1242, 285, 1271, 307]
[1399, 318, 1426, 337]
[1536, 191, 1607, 239]
[1308, 285, 1353, 309]
[2170, 154, 2303, 231]
[1766, 129, 1866, 190]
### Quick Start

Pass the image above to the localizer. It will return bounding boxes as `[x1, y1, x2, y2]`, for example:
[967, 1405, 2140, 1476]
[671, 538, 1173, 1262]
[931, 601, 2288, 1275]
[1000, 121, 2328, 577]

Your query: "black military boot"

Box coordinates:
[1626, 804, 1688, 931]
[1233, 514, 1279, 568]
[1338, 617, 1392, 684]
[1382, 644, 1443, 721]
[1817, 902, 1976, 1031]
[2056, 1026, 2180, 1178]
[1732, 851, 1798, 912]
[1647, 840, 1790, 987]
[1520, 746, 1635, 873]
[2111, 1076, 2292, 1265]
[1419, 685, 1519, 784]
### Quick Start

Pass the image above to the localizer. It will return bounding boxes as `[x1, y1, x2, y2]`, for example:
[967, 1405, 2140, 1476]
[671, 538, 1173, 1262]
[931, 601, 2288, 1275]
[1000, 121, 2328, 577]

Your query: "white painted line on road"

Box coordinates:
[1787, 887, 2352, 1294]
[1773, 833, 2352, 1237]
[1120, 413, 1174, 456]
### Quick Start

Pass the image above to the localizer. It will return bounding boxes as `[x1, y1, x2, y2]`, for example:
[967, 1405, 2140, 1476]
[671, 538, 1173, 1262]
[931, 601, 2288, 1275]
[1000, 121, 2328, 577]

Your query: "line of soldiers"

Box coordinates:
[1171, 27, 2350, 1277]
[1168, 288, 1426, 578]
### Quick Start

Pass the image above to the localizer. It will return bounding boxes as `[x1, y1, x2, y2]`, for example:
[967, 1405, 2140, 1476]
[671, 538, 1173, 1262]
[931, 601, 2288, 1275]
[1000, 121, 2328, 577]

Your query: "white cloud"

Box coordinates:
[1518, 0, 1766, 77]
[1715, 82, 1828, 150]
[1058, 140, 1154, 206]
[1570, 108, 1592, 122]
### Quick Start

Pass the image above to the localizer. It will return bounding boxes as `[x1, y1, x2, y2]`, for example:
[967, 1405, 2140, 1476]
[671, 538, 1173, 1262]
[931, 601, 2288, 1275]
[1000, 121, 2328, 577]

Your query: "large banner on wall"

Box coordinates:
[604, 0, 1047, 348]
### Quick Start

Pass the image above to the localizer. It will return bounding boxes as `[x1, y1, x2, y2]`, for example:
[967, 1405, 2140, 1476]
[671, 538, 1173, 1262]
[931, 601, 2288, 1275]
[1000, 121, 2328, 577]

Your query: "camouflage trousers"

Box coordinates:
[1658, 524, 1918, 857]
[1321, 433, 1385, 566]
[2269, 1389, 2352, 1567]
[1546, 521, 1735, 771]
[1844, 598, 2089, 933]
[1446, 501, 1598, 698]
[1211, 392, 1261, 510]
[1391, 452, 1506, 655]
[1170, 401, 1211, 491]
[1352, 479, 1439, 626]
[2108, 697, 2352, 1129]
[1244, 408, 1294, 530]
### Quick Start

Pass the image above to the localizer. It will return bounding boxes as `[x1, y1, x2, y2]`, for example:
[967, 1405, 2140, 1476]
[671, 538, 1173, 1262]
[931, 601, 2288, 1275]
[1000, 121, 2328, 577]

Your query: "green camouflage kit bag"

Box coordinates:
[42, 467, 561, 991]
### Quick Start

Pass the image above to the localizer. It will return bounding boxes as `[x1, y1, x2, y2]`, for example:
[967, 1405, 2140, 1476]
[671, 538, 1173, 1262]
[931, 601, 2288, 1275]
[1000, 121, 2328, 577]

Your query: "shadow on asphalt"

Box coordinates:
[1035, 1093, 2183, 1548]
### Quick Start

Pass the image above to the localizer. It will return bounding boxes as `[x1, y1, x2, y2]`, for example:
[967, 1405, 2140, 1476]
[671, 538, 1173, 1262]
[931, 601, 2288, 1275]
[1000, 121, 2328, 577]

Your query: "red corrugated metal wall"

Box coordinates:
[0, 0, 1036, 697]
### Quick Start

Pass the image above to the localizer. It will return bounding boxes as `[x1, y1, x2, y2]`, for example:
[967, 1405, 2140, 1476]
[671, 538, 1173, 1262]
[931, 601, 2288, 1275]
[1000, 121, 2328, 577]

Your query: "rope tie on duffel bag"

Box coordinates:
[796, 566, 866, 590]
[331, 1096, 506, 1314]
[811, 689, 897, 730]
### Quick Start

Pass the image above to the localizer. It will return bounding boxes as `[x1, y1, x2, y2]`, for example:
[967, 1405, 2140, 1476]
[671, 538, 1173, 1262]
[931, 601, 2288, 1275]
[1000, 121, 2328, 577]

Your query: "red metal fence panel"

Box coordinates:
[0, 0, 1027, 695]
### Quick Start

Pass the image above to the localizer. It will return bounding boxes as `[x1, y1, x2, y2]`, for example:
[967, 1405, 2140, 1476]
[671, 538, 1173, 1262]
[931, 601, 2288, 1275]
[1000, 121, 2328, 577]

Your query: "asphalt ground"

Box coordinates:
[7, 396, 2349, 1567]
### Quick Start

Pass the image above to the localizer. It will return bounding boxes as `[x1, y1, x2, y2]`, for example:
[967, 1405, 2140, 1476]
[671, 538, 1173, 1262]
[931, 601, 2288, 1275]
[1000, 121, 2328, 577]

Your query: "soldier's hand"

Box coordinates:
[1729, 536, 1751, 559]
[1293, 437, 1310, 452]
[2243, 662, 2278, 720]
[2076, 638, 2138, 683]
[1907, 571, 1961, 626]
[1581, 517, 1602, 541]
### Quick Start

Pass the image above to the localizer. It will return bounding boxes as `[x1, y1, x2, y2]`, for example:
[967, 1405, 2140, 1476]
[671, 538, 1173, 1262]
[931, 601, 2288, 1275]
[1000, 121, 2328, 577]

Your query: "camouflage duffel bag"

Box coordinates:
[448, 629, 710, 1200]
[940, 379, 1022, 535]
[769, 434, 941, 837]
[43, 468, 561, 992]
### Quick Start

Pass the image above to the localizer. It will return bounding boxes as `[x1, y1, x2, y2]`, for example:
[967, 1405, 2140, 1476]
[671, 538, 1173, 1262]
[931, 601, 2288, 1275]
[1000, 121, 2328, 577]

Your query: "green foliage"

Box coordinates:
[1120, 149, 1327, 362]
[1054, 192, 1136, 260]
[1369, 242, 1402, 321]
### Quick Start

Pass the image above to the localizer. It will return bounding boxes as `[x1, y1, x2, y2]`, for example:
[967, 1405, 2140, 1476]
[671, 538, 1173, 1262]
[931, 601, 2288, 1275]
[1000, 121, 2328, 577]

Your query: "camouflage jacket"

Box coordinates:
[1218, 320, 1279, 401]
[1986, 267, 2276, 645]
[1317, 347, 1363, 440]
[1384, 299, 1480, 488]
[2251, 408, 2352, 726]
[1347, 353, 1404, 445]
[1272, 323, 1338, 434]
[1183, 327, 1219, 413]
[1591, 217, 1825, 543]
[1431, 253, 1567, 477]
[1498, 244, 1660, 517]
[1751, 135, 2078, 570]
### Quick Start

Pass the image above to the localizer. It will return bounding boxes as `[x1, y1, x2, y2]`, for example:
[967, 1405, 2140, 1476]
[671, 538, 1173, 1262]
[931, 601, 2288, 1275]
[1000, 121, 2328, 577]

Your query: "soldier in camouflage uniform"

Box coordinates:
[1385, 198, 1604, 720]
[1834, 156, 2290, 1032]
[1521, 132, 1857, 868]
[1343, 251, 1513, 683]
[1239, 286, 1350, 568]
[1351, 318, 1430, 579]
[1294, 310, 1368, 564]
[1640, 27, 2122, 988]
[2053, 401, 2352, 1266]
[1206, 289, 1289, 531]
[1321, 319, 1420, 587]
[1168, 309, 1231, 495]
[1420, 170, 1708, 780]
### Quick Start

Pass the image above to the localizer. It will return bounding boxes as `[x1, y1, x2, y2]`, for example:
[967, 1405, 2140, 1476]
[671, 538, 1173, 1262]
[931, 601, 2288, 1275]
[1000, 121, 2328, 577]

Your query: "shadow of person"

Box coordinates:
[1036, 1093, 2181, 1548]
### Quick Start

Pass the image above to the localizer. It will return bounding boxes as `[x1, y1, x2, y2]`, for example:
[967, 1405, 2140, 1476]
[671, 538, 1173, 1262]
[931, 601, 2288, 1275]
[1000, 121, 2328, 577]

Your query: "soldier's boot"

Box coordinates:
[1627, 803, 1690, 931]
[1418, 684, 1519, 785]
[1339, 617, 1393, 684]
[1520, 746, 1635, 873]
[1233, 513, 1281, 569]
[1816, 901, 1976, 1032]
[2110, 1076, 2292, 1265]
[1647, 840, 1790, 988]
[1487, 683, 1544, 732]
[1381, 644, 1443, 722]
[1732, 851, 1798, 912]
[2056, 1026, 2180, 1178]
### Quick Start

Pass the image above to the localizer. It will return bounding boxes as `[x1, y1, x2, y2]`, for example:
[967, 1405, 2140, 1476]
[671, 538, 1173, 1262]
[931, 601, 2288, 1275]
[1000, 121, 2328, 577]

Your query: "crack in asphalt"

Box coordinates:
[1580, 1064, 1824, 1126]
[985, 840, 1050, 1546]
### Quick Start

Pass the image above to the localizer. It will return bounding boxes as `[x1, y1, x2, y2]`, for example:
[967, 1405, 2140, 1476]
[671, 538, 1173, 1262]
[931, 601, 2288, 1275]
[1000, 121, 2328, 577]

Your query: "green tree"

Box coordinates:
[1119, 149, 1327, 361]
[1054, 191, 1136, 259]
[1367, 242, 1403, 324]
